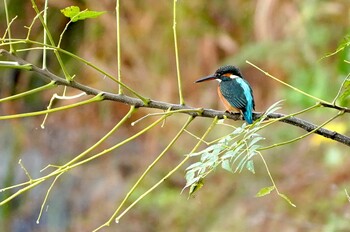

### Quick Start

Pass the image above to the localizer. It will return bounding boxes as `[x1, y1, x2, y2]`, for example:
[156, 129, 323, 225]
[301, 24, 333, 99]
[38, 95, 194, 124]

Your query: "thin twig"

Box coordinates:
[246, 60, 329, 104]
[99, 116, 194, 229]
[113, 117, 218, 225]
[332, 73, 350, 105]
[173, 0, 185, 105]
[116, 0, 122, 94]
[3, 0, 14, 52]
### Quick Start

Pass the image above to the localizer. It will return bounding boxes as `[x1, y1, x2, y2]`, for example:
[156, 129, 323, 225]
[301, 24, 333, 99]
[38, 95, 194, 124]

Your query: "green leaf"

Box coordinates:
[61, 6, 106, 22]
[339, 79, 350, 102]
[232, 126, 244, 135]
[221, 149, 238, 160]
[278, 193, 296, 207]
[246, 160, 255, 174]
[185, 162, 202, 171]
[249, 136, 264, 148]
[185, 170, 195, 184]
[61, 6, 80, 18]
[221, 159, 233, 173]
[263, 100, 284, 116]
[184, 175, 200, 189]
[201, 145, 221, 162]
[255, 186, 275, 197]
[235, 152, 250, 173]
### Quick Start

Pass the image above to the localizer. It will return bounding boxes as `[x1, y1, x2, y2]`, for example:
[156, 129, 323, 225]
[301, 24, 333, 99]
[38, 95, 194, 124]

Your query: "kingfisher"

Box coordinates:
[195, 65, 255, 124]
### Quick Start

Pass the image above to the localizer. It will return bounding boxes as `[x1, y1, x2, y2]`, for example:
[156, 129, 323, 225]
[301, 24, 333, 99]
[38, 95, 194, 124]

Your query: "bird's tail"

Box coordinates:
[243, 109, 253, 124]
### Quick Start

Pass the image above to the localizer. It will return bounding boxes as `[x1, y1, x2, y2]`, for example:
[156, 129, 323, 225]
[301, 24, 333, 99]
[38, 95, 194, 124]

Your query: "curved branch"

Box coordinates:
[1, 49, 349, 147]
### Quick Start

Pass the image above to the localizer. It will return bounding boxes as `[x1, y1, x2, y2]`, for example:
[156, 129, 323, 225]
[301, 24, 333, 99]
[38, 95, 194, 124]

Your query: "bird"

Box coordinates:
[195, 65, 255, 124]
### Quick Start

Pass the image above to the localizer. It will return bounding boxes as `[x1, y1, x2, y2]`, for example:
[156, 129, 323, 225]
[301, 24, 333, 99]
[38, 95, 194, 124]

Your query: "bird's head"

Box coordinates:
[195, 65, 243, 83]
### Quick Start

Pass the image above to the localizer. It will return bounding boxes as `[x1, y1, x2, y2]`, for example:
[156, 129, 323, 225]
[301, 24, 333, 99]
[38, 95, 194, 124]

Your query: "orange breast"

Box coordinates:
[217, 86, 240, 112]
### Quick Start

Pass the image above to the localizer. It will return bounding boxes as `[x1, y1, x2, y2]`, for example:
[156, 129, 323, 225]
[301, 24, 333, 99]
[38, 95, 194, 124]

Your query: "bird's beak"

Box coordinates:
[195, 74, 216, 83]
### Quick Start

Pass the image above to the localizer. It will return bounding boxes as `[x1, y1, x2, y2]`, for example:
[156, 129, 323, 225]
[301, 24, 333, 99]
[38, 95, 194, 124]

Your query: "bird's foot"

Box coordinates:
[225, 111, 244, 120]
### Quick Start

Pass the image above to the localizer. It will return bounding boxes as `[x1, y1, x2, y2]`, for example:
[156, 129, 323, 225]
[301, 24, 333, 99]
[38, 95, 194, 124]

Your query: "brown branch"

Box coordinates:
[1, 49, 349, 147]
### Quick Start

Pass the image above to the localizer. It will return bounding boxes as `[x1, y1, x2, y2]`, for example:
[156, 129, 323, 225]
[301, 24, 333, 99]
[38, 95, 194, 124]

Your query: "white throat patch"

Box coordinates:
[230, 74, 240, 79]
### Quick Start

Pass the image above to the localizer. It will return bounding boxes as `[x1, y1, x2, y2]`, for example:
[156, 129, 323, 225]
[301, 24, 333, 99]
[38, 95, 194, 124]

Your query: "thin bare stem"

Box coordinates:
[246, 60, 329, 104]
[101, 116, 194, 228]
[112, 117, 218, 225]
[30, 0, 71, 80]
[3, 0, 14, 52]
[36, 172, 63, 224]
[18, 159, 33, 181]
[332, 73, 350, 105]
[259, 112, 342, 151]
[60, 106, 136, 168]
[116, 0, 122, 94]
[42, 0, 48, 69]
[0, 94, 104, 120]
[258, 152, 296, 207]
[173, 0, 185, 105]
[0, 81, 55, 103]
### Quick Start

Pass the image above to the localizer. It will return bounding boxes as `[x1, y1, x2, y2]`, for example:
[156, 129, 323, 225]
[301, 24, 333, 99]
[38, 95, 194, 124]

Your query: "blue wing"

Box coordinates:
[220, 78, 255, 124]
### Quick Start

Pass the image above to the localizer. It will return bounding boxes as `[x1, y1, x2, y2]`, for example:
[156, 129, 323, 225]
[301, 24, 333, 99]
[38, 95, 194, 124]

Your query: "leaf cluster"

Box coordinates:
[184, 101, 283, 197]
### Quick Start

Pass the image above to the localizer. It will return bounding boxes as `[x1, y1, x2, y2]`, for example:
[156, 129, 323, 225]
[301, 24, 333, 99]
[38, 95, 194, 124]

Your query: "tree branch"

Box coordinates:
[1, 49, 349, 147]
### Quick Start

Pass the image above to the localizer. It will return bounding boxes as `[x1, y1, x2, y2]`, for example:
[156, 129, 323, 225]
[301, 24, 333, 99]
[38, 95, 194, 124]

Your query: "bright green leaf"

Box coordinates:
[255, 186, 275, 197]
[61, 6, 106, 22]
[61, 6, 80, 18]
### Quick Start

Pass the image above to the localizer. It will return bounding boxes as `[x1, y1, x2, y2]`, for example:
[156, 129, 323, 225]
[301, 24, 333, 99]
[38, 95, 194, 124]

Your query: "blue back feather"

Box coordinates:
[220, 78, 254, 124]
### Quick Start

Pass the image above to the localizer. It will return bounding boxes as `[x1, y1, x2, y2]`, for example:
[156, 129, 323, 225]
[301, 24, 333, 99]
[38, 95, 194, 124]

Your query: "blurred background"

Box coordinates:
[0, 0, 350, 231]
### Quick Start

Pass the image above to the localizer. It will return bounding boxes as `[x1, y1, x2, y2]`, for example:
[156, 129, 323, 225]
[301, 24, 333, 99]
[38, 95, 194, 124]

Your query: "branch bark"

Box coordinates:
[1, 49, 349, 147]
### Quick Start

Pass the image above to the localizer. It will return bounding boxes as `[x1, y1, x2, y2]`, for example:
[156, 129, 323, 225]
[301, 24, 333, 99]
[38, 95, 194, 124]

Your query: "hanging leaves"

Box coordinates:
[183, 101, 285, 198]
